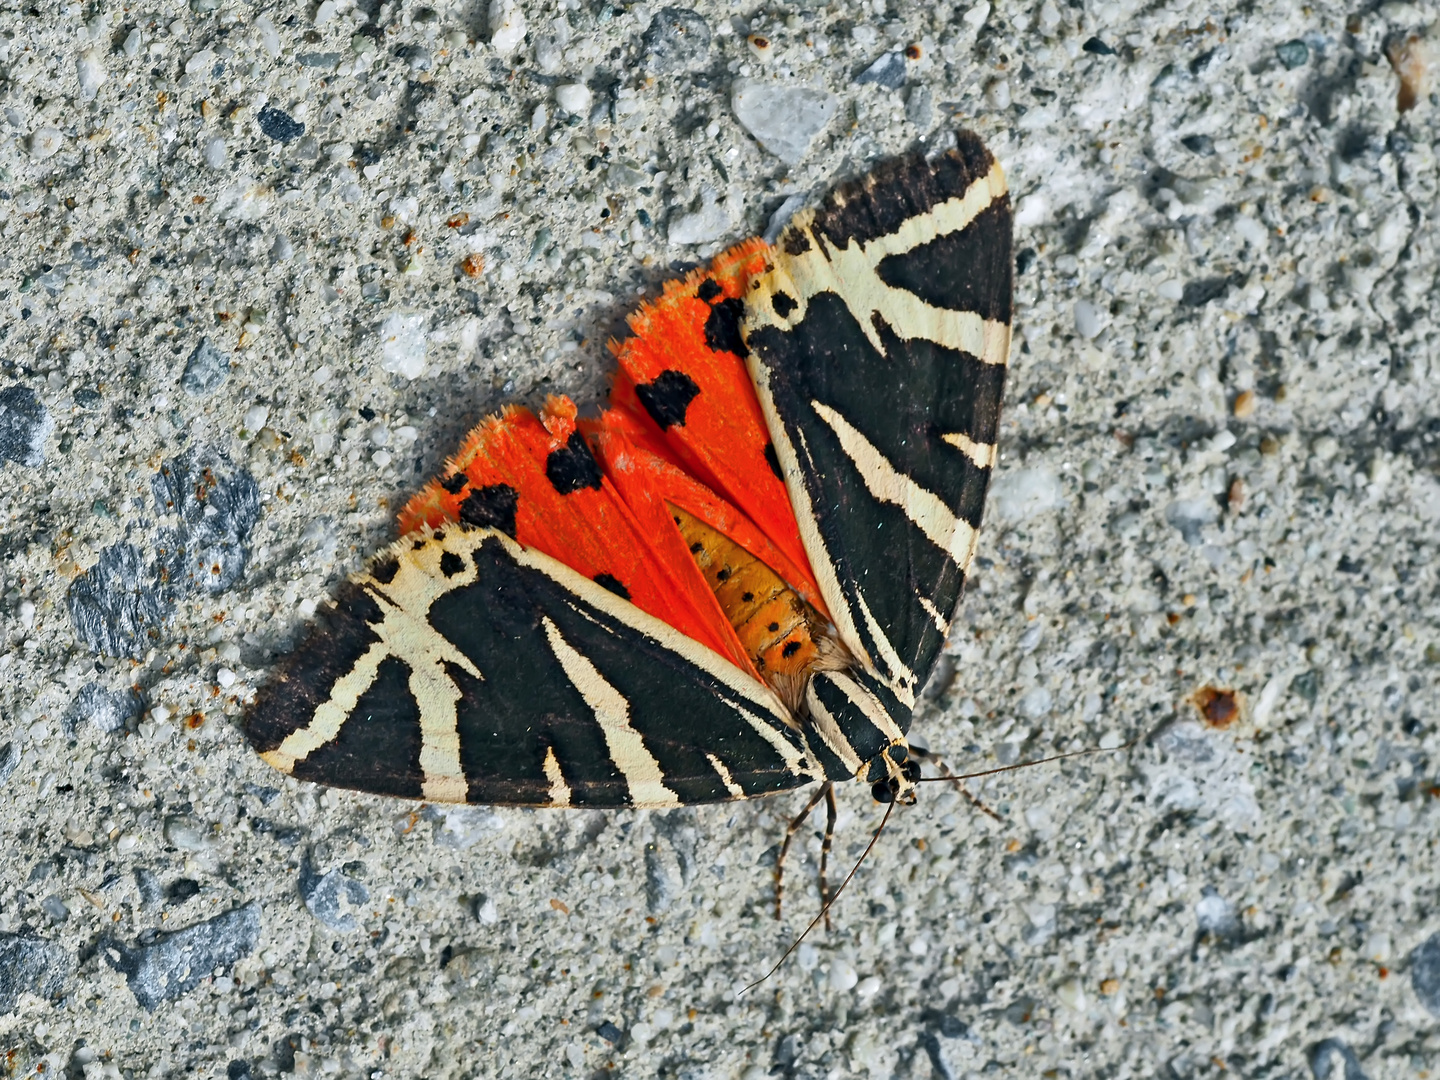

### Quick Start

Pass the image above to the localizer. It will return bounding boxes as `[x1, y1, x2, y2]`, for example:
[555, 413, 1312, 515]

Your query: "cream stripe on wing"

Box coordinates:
[828, 670, 907, 744]
[261, 640, 386, 774]
[705, 754, 746, 799]
[542, 616, 680, 808]
[940, 431, 997, 470]
[854, 160, 1009, 262]
[853, 590, 916, 705]
[543, 746, 572, 807]
[916, 592, 950, 635]
[810, 400, 977, 568]
[801, 688, 867, 777]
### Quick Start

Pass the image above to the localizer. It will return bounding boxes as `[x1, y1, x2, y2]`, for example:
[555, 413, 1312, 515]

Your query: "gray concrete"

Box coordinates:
[0, 0, 1437, 1076]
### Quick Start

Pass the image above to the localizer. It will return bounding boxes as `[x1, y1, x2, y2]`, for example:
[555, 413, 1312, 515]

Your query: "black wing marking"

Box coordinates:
[742, 131, 1013, 705]
[246, 527, 819, 807]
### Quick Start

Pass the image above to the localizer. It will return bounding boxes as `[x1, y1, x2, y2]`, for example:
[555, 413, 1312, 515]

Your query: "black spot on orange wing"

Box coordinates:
[545, 432, 604, 493]
[459, 483, 520, 536]
[781, 640, 802, 659]
[636, 369, 701, 430]
[696, 278, 722, 303]
[441, 472, 468, 494]
[771, 291, 797, 318]
[594, 572, 631, 600]
[702, 297, 748, 358]
[440, 551, 465, 577]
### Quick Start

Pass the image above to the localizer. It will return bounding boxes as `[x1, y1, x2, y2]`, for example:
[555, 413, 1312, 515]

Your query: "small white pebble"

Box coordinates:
[117, 832, 139, 853]
[242, 404, 270, 432]
[370, 424, 392, 447]
[393, 425, 418, 447]
[18, 600, 35, 630]
[314, 0, 337, 25]
[530, 104, 549, 132]
[1073, 299, 1105, 340]
[555, 83, 592, 117]
[855, 975, 882, 1000]
[1156, 279, 1184, 301]
[150, 705, 171, 724]
[76, 48, 107, 100]
[28, 128, 63, 159]
[829, 958, 859, 991]
[1057, 978, 1087, 1011]
[202, 136, 227, 170]
[313, 365, 334, 385]
[476, 897, 498, 924]
[216, 667, 237, 688]
[985, 78, 1011, 109]
[372, 450, 392, 468]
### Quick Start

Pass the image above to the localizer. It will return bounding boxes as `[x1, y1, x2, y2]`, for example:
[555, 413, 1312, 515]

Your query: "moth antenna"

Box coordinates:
[914, 742, 1136, 787]
[741, 798, 896, 996]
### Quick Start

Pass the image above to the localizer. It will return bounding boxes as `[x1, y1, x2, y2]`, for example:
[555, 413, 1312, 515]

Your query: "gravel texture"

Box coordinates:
[0, 0, 1438, 1077]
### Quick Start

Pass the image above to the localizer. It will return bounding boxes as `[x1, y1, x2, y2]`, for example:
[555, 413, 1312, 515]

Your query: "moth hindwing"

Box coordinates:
[245, 130, 1013, 809]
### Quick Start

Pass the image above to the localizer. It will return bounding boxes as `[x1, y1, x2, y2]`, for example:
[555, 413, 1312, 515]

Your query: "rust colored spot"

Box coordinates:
[185, 713, 205, 730]
[1379, 966, 1390, 978]
[446, 212, 471, 228]
[905, 43, 922, 60]
[1190, 686, 1240, 728]
[461, 253, 485, 278]
[1100, 978, 1120, 995]
[192, 194, 207, 204]
[550, 898, 570, 915]
[381, 213, 396, 229]
[1387, 33, 1429, 112]
[1232, 389, 1255, 418]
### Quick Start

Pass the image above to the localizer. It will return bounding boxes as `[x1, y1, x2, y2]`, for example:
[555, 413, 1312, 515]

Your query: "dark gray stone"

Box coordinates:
[1195, 886, 1241, 941]
[855, 51, 906, 90]
[0, 385, 52, 468]
[152, 451, 262, 596]
[299, 854, 370, 932]
[0, 740, 18, 786]
[257, 105, 304, 144]
[1276, 39, 1310, 70]
[0, 932, 71, 1013]
[62, 682, 145, 736]
[67, 543, 172, 658]
[134, 868, 163, 910]
[1308, 1038, 1367, 1080]
[643, 7, 711, 71]
[1181, 134, 1215, 155]
[102, 902, 261, 1010]
[905, 84, 933, 128]
[180, 338, 230, 398]
[1411, 932, 1440, 1015]
[296, 52, 342, 68]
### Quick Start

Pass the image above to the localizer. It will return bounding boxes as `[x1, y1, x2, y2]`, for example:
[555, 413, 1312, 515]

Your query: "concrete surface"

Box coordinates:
[0, 0, 1438, 1076]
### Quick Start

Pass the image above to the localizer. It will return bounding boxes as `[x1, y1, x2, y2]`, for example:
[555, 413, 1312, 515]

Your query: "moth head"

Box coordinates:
[802, 668, 918, 805]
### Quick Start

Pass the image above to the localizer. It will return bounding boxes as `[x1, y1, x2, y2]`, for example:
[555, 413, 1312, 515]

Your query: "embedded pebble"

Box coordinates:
[379, 312, 429, 379]
[668, 190, 734, 246]
[0, 932, 71, 1012]
[731, 80, 837, 165]
[66, 543, 173, 659]
[27, 127, 63, 159]
[256, 105, 304, 144]
[1164, 497, 1220, 545]
[1307, 1039, 1367, 1080]
[829, 957, 859, 991]
[0, 385, 53, 468]
[1275, 39, 1310, 69]
[555, 83, 593, 117]
[299, 856, 370, 932]
[152, 452, 262, 596]
[1073, 298, 1105, 339]
[989, 467, 1064, 522]
[855, 51, 906, 89]
[102, 903, 261, 1010]
[643, 7, 711, 71]
[0, 741, 18, 787]
[62, 682, 144, 735]
[488, 0, 527, 56]
[180, 338, 231, 397]
[76, 49, 106, 100]
[1411, 933, 1440, 1015]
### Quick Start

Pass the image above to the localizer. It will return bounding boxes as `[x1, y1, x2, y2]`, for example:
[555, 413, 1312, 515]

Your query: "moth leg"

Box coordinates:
[818, 782, 838, 932]
[910, 746, 1004, 823]
[775, 783, 831, 920]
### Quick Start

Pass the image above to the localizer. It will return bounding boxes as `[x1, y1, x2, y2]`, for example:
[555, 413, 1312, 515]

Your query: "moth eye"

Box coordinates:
[871, 780, 895, 803]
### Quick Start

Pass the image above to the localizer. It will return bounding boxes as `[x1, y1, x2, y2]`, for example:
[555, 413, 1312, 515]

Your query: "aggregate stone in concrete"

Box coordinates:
[0, 0, 1438, 1075]
[101, 902, 262, 1011]
[0, 932, 70, 1013]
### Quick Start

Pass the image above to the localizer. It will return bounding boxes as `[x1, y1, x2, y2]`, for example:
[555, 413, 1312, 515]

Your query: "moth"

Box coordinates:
[246, 130, 1013, 823]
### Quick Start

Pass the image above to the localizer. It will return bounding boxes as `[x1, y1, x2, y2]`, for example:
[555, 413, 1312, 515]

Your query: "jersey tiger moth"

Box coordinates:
[246, 130, 1013, 816]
